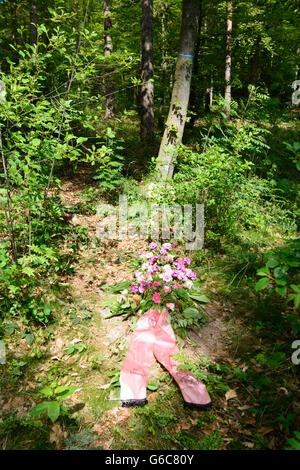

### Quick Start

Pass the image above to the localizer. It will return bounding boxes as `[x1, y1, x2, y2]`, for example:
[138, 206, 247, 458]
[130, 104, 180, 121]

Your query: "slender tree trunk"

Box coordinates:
[156, 0, 200, 180]
[249, 36, 261, 85]
[104, 0, 115, 119]
[159, 1, 168, 130]
[224, 0, 232, 121]
[29, 0, 38, 46]
[74, 0, 80, 52]
[189, 0, 202, 128]
[140, 0, 154, 141]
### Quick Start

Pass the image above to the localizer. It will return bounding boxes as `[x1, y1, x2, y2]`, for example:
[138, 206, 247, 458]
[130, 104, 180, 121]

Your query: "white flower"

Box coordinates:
[162, 272, 172, 282]
[121, 289, 128, 295]
[163, 264, 172, 272]
[184, 280, 194, 290]
[162, 243, 172, 250]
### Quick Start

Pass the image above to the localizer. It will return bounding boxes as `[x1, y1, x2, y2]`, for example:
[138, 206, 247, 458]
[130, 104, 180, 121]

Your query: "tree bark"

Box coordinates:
[188, 0, 202, 128]
[224, 0, 232, 121]
[74, 0, 80, 52]
[249, 36, 261, 85]
[159, 1, 168, 130]
[155, 0, 200, 180]
[29, 0, 38, 46]
[104, 0, 115, 119]
[140, 0, 154, 141]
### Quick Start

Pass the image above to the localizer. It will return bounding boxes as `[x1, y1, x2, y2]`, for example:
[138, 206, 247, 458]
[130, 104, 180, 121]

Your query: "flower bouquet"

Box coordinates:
[104, 242, 209, 333]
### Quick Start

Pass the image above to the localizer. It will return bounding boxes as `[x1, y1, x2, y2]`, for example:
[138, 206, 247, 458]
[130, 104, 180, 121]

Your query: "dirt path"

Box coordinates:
[52, 179, 235, 449]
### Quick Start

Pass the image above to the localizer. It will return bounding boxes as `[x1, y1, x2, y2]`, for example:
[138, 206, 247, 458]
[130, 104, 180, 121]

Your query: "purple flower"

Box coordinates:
[152, 264, 160, 272]
[131, 284, 138, 294]
[187, 271, 197, 280]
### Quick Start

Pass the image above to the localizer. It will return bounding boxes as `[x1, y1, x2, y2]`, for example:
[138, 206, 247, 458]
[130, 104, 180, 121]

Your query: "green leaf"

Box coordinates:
[291, 285, 300, 293]
[99, 296, 118, 307]
[103, 281, 130, 293]
[47, 401, 60, 423]
[40, 386, 54, 398]
[183, 307, 201, 319]
[147, 382, 158, 391]
[255, 277, 270, 291]
[55, 385, 77, 399]
[257, 266, 270, 276]
[31, 138, 41, 147]
[274, 266, 287, 279]
[189, 293, 210, 303]
[266, 259, 280, 269]
[31, 401, 50, 417]
[275, 286, 287, 296]
[174, 287, 189, 300]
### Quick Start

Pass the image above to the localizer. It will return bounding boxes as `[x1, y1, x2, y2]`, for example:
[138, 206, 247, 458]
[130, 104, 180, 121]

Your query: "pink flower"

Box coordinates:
[166, 254, 174, 263]
[117, 295, 126, 303]
[160, 248, 167, 255]
[166, 303, 175, 311]
[152, 281, 161, 289]
[176, 257, 185, 266]
[174, 283, 183, 288]
[163, 286, 171, 293]
[152, 292, 161, 304]
[149, 242, 158, 250]
[172, 244, 177, 248]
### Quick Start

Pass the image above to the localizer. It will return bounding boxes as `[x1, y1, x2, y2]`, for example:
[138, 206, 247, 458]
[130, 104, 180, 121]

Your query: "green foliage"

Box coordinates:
[171, 429, 223, 450]
[31, 384, 77, 423]
[89, 127, 125, 194]
[285, 431, 300, 451]
[135, 404, 178, 436]
[255, 239, 300, 308]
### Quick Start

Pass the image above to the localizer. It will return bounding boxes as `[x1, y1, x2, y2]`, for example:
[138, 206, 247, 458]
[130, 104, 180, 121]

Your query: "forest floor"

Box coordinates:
[0, 174, 299, 451]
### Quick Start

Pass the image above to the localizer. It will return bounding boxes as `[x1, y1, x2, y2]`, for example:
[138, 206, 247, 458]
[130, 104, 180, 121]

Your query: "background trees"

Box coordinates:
[0, 0, 299, 451]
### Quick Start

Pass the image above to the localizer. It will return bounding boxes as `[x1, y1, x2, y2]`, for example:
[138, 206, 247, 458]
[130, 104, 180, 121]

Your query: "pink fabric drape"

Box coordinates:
[120, 308, 211, 408]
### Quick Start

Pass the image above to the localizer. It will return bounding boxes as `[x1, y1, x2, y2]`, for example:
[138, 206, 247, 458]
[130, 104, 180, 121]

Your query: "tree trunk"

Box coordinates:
[159, 1, 168, 130]
[104, 0, 115, 119]
[140, 0, 154, 141]
[29, 0, 38, 47]
[74, 0, 80, 52]
[155, 0, 200, 180]
[249, 36, 261, 85]
[224, 0, 232, 121]
[188, 0, 202, 128]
